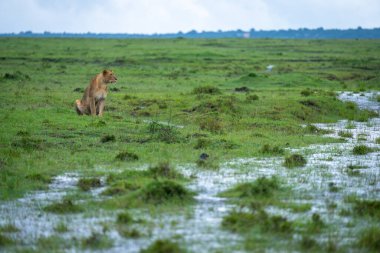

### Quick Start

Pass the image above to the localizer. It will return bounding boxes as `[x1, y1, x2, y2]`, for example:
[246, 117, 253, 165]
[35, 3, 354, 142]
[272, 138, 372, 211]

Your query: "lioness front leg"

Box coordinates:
[90, 98, 97, 116]
[97, 99, 105, 116]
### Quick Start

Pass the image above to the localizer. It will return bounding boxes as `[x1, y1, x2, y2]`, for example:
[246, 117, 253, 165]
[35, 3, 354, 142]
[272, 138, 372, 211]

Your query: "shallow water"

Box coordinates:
[0, 91, 379, 252]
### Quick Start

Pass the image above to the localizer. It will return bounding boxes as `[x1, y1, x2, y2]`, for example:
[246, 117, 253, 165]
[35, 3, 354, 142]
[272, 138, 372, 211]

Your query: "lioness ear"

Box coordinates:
[102, 70, 108, 75]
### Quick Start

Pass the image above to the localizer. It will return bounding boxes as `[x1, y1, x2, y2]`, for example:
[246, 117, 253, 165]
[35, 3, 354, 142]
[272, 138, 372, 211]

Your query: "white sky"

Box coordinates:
[0, 0, 379, 33]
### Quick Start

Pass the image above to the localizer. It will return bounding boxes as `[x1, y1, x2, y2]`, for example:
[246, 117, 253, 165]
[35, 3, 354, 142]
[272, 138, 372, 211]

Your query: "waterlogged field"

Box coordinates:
[0, 38, 380, 252]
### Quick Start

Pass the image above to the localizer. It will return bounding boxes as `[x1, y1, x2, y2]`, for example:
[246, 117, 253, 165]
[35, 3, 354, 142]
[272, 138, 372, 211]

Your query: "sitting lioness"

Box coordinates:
[75, 70, 117, 116]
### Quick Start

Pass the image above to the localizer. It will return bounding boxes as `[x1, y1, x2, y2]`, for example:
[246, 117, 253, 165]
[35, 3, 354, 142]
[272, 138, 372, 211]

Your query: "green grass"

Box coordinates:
[283, 154, 307, 168]
[141, 239, 186, 253]
[0, 37, 379, 252]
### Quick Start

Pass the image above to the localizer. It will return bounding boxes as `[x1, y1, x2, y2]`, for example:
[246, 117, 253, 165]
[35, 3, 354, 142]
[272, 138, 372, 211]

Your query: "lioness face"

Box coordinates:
[103, 70, 117, 84]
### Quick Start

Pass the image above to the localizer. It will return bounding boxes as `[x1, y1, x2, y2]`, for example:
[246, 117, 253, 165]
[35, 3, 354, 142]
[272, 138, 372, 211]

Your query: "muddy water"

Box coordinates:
[0, 91, 379, 252]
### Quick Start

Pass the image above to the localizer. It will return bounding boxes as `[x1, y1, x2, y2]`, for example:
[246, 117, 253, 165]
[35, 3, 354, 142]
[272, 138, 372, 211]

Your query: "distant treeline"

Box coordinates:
[1, 27, 380, 39]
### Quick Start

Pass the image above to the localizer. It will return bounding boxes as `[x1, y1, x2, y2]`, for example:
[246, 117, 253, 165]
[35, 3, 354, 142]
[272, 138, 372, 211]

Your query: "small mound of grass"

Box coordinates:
[304, 124, 332, 134]
[54, 222, 68, 233]
[101, 186, 127, 196]
[116, 212, 133, 224]
[148, 122, 183, 143]
[338, 131, 353, 138]
[352, 199, 380, 218]
[115, 151, 139, 161]
[284, 154, 307, 168]
[101, 134, 116, 143]
[0, 224, 19, 233]
[25, 173, 52, 184]
[300, 89, 312, 97]
[81, 232, 113, 250]
[78, 177, 101, 191]
[352, 145, 373, 155]
[260, 144, 284, 155]
[199, 116, 223, 133]
[300, 236, 319, 251]
[117, 227, 141, 238]
[141, 180, 193, 204]
[246, 94, 259, 102]
[221, 176, 280, 199]
[148, 162, 183, 179]
[141, 239, 185, 253]
[222, 209, 293, 234]
[0, 233, 14, 246]
[192, 85, 221, 95]
[43, 199, 83, 214]
[376, 137, 380, 144]
[358, 227, 380, 251]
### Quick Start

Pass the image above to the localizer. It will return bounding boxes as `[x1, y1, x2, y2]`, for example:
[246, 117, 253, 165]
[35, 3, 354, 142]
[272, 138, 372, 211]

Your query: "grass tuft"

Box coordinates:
[284, 154, 307, 168]
[81, 232, 113, 249]
[43, 199, 83, 214]
[78, 177, 102, 191]
[358, 227, 380, 251]
[352, 145, 373, 155]
[192, 85, 221, 95]
[115, 151, 139, 161]
[141, 180, 193, 204]
[116, 212, 133, 224]
[148, 162, 184, 179]
[141, 239, 185, 253]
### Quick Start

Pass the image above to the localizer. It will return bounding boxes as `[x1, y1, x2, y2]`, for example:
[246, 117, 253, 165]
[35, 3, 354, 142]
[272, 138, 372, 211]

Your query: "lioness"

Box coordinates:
[75, 70, 117, 116]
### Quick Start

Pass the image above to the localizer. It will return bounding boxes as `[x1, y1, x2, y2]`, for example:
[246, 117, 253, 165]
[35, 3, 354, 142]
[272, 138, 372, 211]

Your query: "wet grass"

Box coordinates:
[352, 145, 374, 155]
[283, 154, 307, 168]
[43, 198, 83, 214]
[81, 232, 113, 250]
[0, 38, 379, 252]
[141, 239, 186, 253]
[358, 227, 380, 251]
[77, 177, 101, 191]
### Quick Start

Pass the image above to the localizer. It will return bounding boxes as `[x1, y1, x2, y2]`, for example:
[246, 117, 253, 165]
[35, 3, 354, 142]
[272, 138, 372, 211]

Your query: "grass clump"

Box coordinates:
[0, 224, 19, 233]
[352, 199, 380, 218]
[338, 130, 353, 138]
[101, 134, 116, 143]
[199, 116, 223, 133]
[141, 180, 193, 204]
[54, 222, 68, 233]
[117, 227, 141, 238]
[221, 176, 280, 199]
[304, 124, 332, 135]
[352, 145, 373, 155]
[148, 162, 184, 179]
[376, 137, 380, 144]
[81, 232, 113, 250]
[0, 233, 14, 246]
[77, 177, 101, 191]
[141, 239, 186, 253]
[25, 173, 52, 184]
[300, 236, 319, 251]
[284, 154, 307, 168]
[246, 94, 259, 102]
[116, 212, 133, 224]
[260, 144, 284, 155]
[222, 209, 293, 234]
[115, 151, 139, 161]
[43, 199, 83, 214]
[358, 227, 380, 251]
[192, 85, 221, 95]
[300, 89, 312, 97]
[148, 122, 182, 143]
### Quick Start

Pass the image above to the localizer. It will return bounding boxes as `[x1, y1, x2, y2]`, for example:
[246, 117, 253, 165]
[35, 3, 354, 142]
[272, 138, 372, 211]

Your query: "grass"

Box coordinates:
[358, 227, 380, 251]
[77, 177, 101, 191]
[0, 38, 379, 252]
[352, 145, 374, 155]
[141, 239, 186, 253]
[283, 154, 307, 168]
[81, 232, 113, 250]
[43, 198, 83, 214]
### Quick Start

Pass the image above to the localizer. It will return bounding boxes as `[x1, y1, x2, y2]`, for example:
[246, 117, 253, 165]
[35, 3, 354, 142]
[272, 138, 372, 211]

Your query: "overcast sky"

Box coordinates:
[1, 0, 379, 33]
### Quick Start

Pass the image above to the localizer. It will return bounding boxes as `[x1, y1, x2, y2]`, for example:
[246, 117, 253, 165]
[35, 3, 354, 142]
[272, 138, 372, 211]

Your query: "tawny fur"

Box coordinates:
[75, 70, 117, 116]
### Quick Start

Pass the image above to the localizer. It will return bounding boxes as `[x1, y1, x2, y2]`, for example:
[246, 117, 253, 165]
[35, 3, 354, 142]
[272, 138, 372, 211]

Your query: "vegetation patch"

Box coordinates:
[199, 116, 223, 133]
[192, 85, 221, 95]
[338, 131, 353, 138]
[358, 227, 380, 251]
[25, 173, 52, 184]
[141, 239, 186, 253]
[304, 124, 332, 134]
[148, 121, 183, 143]
[115, 151, 139, 161]
[352, 145, 374, 155]
[116, 212, 133, 224]
[352, 199, 380, 218]
[117, 227, 141, 238]
[148, 162, 184, 179]
[101, 134, 116, 143]
[0, 224, 19, 233]
[220, 176, 280, 199]
[0, 233, 14, 247]
[141, 180, 194, 204]
[77, 177, 102, 191]
[222, 209, 293, 234]
[284, 154, 307, 168]
[260, 144, 284, 155]
[81, 232, 113, 250]
[246, 94, 259, 102]
[43, 199, 83, 214]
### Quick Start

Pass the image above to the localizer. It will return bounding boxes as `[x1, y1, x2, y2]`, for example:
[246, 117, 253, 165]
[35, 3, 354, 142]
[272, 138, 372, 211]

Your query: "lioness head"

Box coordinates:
[102, 70, 117, 84]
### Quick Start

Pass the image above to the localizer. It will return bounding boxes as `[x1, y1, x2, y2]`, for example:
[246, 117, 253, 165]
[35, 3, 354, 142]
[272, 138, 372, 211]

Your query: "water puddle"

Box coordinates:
[0, 91, 379, 252]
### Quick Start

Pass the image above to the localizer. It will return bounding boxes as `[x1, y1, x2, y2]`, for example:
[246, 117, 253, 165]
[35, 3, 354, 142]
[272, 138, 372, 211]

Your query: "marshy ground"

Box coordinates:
[0, 38, 379, 252]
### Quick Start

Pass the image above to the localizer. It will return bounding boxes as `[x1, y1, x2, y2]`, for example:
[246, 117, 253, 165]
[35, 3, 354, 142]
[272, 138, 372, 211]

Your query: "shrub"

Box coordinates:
[284, 154, 307, 168]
